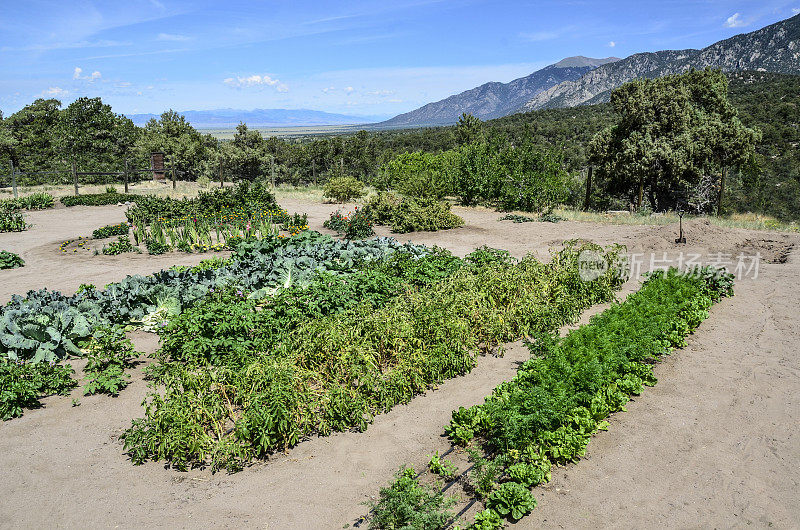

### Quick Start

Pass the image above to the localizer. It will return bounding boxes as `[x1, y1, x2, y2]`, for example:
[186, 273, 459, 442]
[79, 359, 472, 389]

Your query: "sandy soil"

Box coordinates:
[0, 199, 798, 529]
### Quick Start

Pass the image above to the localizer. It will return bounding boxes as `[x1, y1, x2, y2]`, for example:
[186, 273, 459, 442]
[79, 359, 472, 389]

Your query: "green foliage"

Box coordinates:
[471, 508, 503, 530]
[0, 209, 26, 232]
[101, 235, 135, 255]
[0, 192, 54, 211]
[61, 191, 121, 207]
[368, 467, 457, 530]
[390, 197, 465, 233]
[92, 222, 129, 239]
[323, 175, 365, 203]
[0, 360, 76, 420]
[589, 68, 760, 213]
[428, 451, 458, 480]
[365, 191, 403, 224]
[125, 181, 279, 222]
[121, 240, 624, 471]
[323, 207, 375, 239]
[486, 482, 536, 522]
[0, 250, 24, 269]
[145, 239, 171, 255]
[0, 291, 95, 363]
[82, 326, 136, 396]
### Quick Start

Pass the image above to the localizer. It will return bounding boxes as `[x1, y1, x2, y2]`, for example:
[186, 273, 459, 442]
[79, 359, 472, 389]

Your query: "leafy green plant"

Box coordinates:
[0, 250, 24, 270]
[92, 222, 129, 239]
[428, 451, 458, 480]
[323, 175, 364, 203]
[0, 360, 76, 420]
[145, 239, 171, 255]
[82, 326, 136, 396]
[61, 191, 122, 207]
[323, 207, 374, 239]
[102, 235, 135, 255]
[368, 467, 456, 530]
[471, 508, 503, 530]
[0, 210, 26, 232]
[486, 482, 536, 522]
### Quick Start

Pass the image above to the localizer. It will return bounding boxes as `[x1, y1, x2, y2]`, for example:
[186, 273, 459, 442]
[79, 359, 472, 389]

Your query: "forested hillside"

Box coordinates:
[1, 72, 797, 219]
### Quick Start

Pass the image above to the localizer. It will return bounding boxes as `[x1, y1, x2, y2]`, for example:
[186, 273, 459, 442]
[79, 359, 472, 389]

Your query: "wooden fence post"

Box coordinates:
[218, 159, 223, 188]
[124, 159, 129, 193]
[10, 161, 17, 198]
[171, 159, 177, 190]
[72, 160, 78, 195]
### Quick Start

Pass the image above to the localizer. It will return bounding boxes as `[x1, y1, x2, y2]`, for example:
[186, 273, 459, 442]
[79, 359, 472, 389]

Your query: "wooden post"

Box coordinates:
[72, 160, 79, 195]
[10, 161, 17, 198]
[171, 158, 177, 190]
[637, 179, 644, 211]
[583, 166, 592, 211]
[312, 159, 316, 186]
[124, 159, 129, 193]
[218, 159, 223, 188]
[270, 156, 275, 188]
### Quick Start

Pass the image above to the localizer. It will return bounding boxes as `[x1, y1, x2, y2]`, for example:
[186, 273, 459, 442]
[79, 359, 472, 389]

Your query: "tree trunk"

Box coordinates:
[583, 166, 592, 211]
[637, 180, 644, 211]
[717, 166, 727, 216]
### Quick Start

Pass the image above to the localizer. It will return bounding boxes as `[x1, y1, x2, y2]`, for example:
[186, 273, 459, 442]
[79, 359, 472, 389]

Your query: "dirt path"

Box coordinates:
[0, 199, 798, 529]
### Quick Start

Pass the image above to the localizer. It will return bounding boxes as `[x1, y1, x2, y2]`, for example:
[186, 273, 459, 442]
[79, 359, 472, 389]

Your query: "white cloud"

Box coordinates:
[344, 86, 354, 94]
[519, 31, 559, 42]
[73, 67, 101, 81]
[322, 86, 335, 93]
[41, 87, 68, 97]
[725, 13, 747, 28]
[793, 8, 800, 14]
[157, 33, 191, 42]
[608, 41, 616, 48]
[367, 89, 394, 96]
[223, 74, 288, 92]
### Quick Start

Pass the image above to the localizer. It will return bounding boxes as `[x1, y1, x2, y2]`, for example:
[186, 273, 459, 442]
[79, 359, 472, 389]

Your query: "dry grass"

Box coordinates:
[553, 208, 799, 232]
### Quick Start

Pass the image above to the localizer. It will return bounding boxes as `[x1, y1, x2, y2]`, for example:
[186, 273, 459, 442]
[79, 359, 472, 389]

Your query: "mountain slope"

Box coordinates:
[523, 13, 800, 111]
[127, 108, 386, 128]
[378, 56, 619, 127]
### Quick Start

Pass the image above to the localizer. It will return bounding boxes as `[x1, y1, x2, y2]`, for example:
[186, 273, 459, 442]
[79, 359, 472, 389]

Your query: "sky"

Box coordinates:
[0, 0, 798, 120]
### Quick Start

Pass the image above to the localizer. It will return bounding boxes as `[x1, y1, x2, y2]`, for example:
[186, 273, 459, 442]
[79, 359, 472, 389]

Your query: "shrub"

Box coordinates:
[397, 169, 449, 200]
[323, 176, 364, 203]
[364, 191, 402, 225]
[0, 250, 24, 269]
[390, 197, 464, 233]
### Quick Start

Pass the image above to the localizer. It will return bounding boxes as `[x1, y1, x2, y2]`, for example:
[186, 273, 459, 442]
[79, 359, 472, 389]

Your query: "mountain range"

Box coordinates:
[126, 108, 388, 128]
[377, 56, 619, 127]
[381, 13, 800, 127]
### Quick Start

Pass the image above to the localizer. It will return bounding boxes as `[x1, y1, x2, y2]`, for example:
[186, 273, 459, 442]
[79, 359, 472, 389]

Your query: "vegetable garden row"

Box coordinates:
[365, 266, 734, 529]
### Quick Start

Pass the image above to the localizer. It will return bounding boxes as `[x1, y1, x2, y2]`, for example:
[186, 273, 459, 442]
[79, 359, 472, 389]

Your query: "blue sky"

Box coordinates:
[1, 0, 798, 119]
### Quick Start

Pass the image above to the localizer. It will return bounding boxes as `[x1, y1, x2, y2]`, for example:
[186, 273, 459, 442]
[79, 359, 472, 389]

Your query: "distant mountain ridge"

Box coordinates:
[126, 108, 387, 128]
[378, 56, 619, 127]
[523, 13, 800, 110]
